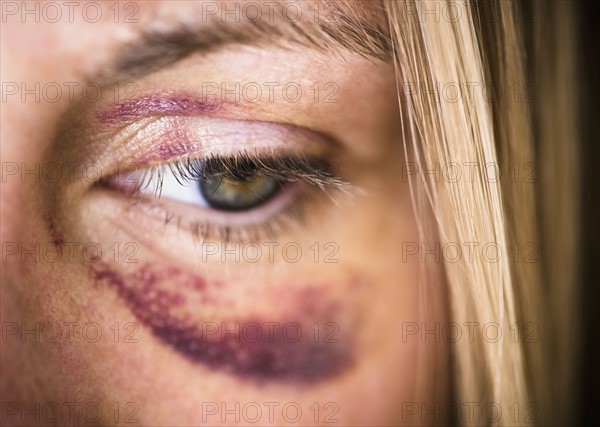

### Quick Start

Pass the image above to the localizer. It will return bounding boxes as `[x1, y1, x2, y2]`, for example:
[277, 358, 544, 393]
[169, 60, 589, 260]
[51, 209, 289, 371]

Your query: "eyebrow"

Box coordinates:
[98, 1, 392, 84]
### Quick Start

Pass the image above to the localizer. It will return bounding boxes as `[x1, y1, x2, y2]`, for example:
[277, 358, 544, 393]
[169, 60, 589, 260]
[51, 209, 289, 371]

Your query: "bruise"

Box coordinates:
[97, 95, 221, 125]
[91, 262, 353, 383]
[43, 213, 64, 248]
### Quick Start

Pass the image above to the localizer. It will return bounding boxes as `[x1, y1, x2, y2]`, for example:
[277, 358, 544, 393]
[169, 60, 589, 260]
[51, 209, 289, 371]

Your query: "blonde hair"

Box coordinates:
[384, 1, 579, 425]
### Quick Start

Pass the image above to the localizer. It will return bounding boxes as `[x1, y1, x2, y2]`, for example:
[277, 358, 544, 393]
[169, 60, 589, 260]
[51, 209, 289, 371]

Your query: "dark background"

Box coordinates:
[578, 0, 600, 423]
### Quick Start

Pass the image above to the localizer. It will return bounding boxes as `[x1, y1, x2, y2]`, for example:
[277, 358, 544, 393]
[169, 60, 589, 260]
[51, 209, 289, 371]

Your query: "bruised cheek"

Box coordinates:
[90, 262, 354, 384]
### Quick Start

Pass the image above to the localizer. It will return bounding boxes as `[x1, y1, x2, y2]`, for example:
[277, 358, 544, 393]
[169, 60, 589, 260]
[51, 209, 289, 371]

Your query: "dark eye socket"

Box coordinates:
[199, 161, 284, 211]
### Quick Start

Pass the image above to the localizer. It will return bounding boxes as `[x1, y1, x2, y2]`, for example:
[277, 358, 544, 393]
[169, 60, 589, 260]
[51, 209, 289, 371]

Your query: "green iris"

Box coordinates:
[199, 170, 282, 211]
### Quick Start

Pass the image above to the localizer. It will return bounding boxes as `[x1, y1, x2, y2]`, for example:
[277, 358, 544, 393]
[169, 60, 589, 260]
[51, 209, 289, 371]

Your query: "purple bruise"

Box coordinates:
[91, 263, 353, 383]
[98, 94, 222, 124]
[44, 213, 64, 247]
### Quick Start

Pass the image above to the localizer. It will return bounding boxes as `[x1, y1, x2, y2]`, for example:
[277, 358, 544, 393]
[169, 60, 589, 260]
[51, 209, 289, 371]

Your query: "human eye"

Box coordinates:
[98, 115, 352, 243]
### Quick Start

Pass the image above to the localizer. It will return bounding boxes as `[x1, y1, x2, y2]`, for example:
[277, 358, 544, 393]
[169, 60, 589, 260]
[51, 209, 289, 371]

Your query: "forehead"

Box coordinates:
[2, 1, 389, 82]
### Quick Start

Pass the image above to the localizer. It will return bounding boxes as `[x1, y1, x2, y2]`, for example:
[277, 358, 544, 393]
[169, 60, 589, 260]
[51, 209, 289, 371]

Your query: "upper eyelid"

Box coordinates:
[94, 115, 339, 169]
[97, 94, 223, 125]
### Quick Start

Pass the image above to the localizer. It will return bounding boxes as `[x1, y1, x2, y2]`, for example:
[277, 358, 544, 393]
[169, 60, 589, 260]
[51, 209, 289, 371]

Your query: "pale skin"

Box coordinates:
[1, 1, 446, 426]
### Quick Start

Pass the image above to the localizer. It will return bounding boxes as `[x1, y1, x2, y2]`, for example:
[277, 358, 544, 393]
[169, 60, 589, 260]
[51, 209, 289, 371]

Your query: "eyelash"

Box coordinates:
[107, 150, 352, 243]
[136, 151, 349, 196]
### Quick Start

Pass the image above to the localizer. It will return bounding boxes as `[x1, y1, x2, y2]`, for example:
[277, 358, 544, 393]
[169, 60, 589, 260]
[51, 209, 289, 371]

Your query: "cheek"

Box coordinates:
[90, 262, 355, 384]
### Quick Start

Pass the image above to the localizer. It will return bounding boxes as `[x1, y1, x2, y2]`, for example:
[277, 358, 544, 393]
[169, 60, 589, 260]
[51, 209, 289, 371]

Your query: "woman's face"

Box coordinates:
[1, 1, 443, 425]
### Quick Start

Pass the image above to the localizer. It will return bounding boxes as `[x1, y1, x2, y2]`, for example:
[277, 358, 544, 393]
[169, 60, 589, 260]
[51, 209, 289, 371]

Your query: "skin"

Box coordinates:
[1, 1, 448, 426]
